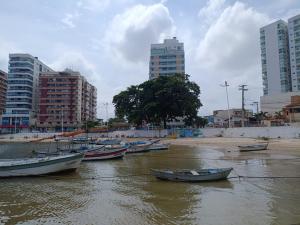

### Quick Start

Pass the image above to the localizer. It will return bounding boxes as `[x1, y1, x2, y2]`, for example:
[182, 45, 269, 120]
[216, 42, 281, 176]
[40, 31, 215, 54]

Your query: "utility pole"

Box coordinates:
[239, 85, 248, 127]
[103, 102, 109, 137]
[220, 81, 231, 128]
[61, 107, 64, 133]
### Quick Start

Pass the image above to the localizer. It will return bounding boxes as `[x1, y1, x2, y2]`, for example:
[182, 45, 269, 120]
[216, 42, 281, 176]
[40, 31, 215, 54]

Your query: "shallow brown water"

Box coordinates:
[0, 144, 300, 225]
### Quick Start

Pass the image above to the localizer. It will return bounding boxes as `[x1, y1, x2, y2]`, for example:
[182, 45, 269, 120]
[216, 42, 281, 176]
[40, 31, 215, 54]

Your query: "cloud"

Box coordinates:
[49, 51, 99, 82]
[0, 38, 20, 72]
[198, 0, 226, 26]
[103, 3, 175, 63]
[192, 2, 270, 115]
[61, 12, 80, 28]
[197, 2, 269, 75]
[77, 0, 111, 12]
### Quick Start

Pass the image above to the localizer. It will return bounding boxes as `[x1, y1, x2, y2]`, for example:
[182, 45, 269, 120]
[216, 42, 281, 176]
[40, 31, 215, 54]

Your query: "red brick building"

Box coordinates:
[37, 69, 97, 131]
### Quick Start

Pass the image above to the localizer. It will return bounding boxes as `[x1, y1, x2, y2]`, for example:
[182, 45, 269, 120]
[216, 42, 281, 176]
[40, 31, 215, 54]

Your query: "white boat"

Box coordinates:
[126, 141, 152, 154]
[238, 143, 268, 152]
[151, 168, 233, 182]
[147, 143, 170, 151]
[83, 147, 127, 161]
[0, 153, 84, 177]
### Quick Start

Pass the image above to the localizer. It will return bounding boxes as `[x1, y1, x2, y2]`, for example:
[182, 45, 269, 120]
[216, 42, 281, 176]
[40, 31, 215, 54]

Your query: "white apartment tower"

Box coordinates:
[1, 54, 53, 130]
[260, 20, 291, 96]
[149, 37, 185, 80]
[288, 14, 300, 91]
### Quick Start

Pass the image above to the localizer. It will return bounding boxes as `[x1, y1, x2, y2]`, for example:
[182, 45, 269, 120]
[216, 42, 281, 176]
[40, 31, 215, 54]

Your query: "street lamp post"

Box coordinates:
[220, 81, 231, 128]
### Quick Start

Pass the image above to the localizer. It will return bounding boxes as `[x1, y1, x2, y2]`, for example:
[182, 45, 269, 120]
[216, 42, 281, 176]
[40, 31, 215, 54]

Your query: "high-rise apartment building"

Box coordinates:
[1, 54, 53, 130]
[260, 20, 291, 96]
[37, 69, 97, 131]
[81, 79, 97, 122]
[0, 70, 7, 115]
[288, 14, 300, 91]
[149, 37, 185, 80]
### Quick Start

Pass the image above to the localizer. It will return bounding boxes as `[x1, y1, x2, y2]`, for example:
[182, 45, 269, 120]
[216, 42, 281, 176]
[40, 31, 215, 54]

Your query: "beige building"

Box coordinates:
[149, 37, 185, 80]
[283, 95, 300, 123]
[37, 69, 97, 131]
[213, 109, 253, 127]
[260, 91, 300, 115]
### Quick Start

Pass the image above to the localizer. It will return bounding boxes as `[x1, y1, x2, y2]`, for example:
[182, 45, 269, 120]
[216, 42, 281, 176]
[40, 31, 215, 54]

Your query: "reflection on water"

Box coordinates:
[0, 143, 300, 225]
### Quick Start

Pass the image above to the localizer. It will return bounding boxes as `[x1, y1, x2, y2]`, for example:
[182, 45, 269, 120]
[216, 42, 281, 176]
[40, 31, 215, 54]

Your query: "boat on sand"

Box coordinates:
[238, 143, 268, 152]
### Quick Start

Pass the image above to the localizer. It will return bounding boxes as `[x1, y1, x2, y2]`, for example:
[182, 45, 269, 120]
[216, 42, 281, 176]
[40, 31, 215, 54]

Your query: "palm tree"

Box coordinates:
[274, 110, 284, 120]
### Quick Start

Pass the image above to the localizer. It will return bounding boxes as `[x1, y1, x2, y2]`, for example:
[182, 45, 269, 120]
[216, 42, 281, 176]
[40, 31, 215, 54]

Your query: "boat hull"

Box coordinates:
[126, 145, 151, 154]
[0, 153, 84, 177]
[147, 144, 170, 151]
[83, 148, 127, 161]
[151, 168, 233, 182]
[238, 143, 268, 152]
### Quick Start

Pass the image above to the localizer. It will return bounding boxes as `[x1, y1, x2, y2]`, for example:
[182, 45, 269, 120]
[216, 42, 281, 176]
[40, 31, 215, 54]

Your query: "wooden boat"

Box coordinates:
[0, 153, 84, 177]
[147, 143, 170, 151]
[238, 143, 268, 152]
[151, 168, 233, 182]
[83, 147, 127, 161]
[126, 141, 152, 154]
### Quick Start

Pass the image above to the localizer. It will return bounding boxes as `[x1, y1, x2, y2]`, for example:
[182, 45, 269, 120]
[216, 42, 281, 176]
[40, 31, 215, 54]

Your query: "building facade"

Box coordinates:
[149, 37, 185, 80]
[37, 69, 97, 131]
[260, 20, 291, 96]
[213, 109, 253, 127]
[0, 70, 7, 115]
[1, 54, 53, 131]
[81, 78, 97, 122]
[288, 14, 300, 91]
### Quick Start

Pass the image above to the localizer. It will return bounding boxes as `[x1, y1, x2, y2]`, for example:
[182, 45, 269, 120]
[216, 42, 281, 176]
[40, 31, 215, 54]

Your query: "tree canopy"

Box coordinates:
[112, 74, 202, 128]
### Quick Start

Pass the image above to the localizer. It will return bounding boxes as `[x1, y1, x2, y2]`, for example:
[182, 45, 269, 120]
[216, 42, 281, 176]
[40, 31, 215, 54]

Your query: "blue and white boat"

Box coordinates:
[0, 153, 84, 177]
[126, 141, 152, 154]
[151, 168, 233, 182]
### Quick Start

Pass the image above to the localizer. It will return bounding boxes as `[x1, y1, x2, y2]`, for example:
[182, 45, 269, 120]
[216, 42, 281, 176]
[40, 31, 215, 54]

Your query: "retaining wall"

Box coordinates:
[202, 127, 300, 139]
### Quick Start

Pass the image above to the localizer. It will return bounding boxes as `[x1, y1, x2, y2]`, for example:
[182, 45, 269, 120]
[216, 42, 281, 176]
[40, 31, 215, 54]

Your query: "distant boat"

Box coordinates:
[72, 137, 90, 144]
[83, 147, 127, 161]
[238, 143, 268, 152]
[147, 143, 170, 151]
[126, 141, 152, 154]
[151, 168, 233, 182]
[95, 139, 122, 145]
[0, 153, 84, 177]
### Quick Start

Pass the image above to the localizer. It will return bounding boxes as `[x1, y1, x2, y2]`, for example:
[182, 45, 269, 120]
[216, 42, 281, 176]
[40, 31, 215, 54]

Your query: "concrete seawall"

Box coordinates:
[202, 127, 300, 139]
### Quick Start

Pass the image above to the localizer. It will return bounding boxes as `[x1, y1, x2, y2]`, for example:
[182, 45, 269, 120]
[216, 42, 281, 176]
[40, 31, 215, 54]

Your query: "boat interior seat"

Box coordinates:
[190, 170, 199, 175]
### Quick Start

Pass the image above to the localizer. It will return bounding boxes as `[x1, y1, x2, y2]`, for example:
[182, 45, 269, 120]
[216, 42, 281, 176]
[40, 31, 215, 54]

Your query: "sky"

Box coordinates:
[1, 0, 300, 119]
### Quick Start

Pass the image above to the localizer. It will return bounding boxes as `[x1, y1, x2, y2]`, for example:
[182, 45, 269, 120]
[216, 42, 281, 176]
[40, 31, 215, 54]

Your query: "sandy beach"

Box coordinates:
[165, 137, 300, 157]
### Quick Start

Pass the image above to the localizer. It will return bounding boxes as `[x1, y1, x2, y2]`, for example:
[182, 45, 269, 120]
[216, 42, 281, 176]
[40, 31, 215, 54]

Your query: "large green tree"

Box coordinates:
[113, 74, 202, 128]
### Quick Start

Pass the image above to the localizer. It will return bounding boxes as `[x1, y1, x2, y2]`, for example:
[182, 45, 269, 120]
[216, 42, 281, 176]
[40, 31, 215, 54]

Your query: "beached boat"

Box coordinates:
[72, 137, 90, 144]
[96, 139, 122, 145]
[83, 147, 127, 161]
[151, 168, 233, 182]
[126, 141, 152, 154]
[147, 143, 170, 151]
[238, 143, 268, 152]
[0, 153, 84, 177]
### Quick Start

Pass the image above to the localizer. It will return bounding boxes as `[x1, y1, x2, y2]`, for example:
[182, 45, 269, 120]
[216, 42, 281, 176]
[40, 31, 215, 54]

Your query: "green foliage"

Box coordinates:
[184, 116, 208, 128]
[113, 74, 202, 128]
[82, 120, 100, 130]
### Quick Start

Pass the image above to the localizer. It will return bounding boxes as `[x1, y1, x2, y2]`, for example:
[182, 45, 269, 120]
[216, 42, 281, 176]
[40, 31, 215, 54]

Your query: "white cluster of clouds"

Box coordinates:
[1, 0, 299, 118]
[103, 3, 175, 63]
